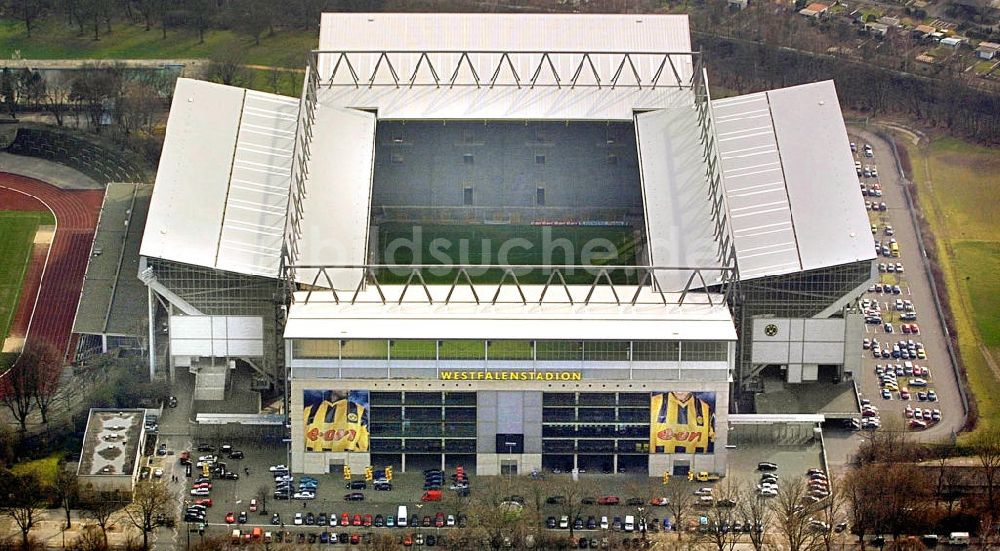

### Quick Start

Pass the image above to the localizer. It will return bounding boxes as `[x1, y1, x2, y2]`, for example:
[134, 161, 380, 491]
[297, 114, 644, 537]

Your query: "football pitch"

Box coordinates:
[0, 211, 54, 349]
[375, 223, 641, 284]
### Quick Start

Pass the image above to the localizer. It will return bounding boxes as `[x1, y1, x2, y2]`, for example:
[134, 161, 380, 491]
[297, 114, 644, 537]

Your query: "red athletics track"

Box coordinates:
[0, 173, 103, 357]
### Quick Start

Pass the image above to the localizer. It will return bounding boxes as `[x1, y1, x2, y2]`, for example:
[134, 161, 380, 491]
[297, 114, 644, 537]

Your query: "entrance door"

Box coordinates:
[500, 460, 518, 476]
[672, 460, 691, 476]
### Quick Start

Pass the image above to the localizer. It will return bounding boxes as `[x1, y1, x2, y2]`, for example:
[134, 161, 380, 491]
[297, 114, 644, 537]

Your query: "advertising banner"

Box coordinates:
[304, 390, 370, 452]
[649, 391, 715, 454]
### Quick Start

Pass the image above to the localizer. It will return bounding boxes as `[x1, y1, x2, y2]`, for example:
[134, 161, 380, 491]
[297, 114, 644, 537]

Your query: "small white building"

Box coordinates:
[976, 42, 1000, 59]
[940, 37, 965, 48]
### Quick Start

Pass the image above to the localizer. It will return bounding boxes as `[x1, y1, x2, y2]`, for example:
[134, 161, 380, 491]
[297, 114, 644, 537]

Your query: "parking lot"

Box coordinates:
[848, 129, 965, 440]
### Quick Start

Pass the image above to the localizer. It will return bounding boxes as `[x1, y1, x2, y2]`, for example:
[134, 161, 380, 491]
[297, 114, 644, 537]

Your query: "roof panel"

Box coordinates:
[216, 90, 299, 276]
[295, 104, 377, 289]
[140, 79, 243, 268]
[765, 81, 876, 270]
[711, 92, 801, 279]
[316, 14, 696, 120]
[634, 108, 725, 291]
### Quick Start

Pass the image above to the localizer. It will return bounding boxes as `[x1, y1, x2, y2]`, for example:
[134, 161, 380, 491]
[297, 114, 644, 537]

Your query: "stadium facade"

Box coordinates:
[137, 13, 874, 476]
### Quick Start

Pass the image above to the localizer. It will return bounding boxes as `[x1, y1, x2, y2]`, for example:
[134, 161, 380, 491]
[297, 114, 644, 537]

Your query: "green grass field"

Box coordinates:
[0, 211, 54, 349]
[375, 223, 641, 284]
[0, 18, 313, 68]
[904, 136, 1000, 437]
[11, 452, 63, 485]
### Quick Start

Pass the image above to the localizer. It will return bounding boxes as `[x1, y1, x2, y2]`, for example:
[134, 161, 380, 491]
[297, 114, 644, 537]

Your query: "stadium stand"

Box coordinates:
[5, 126, 148, 184]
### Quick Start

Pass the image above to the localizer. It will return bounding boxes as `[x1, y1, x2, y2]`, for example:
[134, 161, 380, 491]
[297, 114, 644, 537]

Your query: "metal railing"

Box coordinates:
[309, 49, 703, 90]
[287, 263, 736, 307]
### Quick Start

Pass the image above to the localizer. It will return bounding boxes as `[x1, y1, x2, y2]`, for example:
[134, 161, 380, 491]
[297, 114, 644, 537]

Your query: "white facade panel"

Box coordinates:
[170, 316, 213, 339]
[169, 315, 265, 358]
[171, 339, 213, 357]
[227, 316, 264, 340]
[802, 342, 844, 364]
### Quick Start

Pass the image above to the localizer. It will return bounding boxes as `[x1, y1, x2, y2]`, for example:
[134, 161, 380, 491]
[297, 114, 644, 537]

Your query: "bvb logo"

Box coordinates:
[765, 324, 778, 337]
[347, 413, 358, 422]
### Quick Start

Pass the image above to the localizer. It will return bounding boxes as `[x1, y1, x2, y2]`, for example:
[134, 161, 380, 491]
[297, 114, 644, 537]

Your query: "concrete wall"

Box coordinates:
[750, 317, 860, 382]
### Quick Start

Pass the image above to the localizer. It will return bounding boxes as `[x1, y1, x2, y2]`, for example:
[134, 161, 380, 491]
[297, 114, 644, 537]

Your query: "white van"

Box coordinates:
[624, 515, 635, 532]
[397, 505, 408, 527]
[948, 532, 970, 545]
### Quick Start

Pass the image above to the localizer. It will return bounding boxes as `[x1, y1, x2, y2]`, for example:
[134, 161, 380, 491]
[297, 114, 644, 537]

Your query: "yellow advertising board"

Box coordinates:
[304, 390, 370, 452]
[649, 391, 716, 454]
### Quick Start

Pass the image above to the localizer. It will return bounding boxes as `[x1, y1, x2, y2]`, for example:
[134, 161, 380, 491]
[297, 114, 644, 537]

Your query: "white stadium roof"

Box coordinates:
[285, 285, 736, 341]
[711, 81, 876, 279]
[141, 15, 871, 298]
[316, 13, 696, 120]
[140, 79, 298, 277]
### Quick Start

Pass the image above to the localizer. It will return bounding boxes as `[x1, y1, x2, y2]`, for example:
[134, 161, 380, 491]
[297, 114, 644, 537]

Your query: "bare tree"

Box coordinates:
[122, 480, 170, 551]
[813, 477, 848, 551]
[206, 47, 251, 87]
[0, 350, 37, 434]
[0, 470, 47, 550]
[547, 476, 597, 538]
[21, 340, 63, 425]
[52, 465, 78, 529]
[665, 479, 696, 538]
[770, 478, 821, 551]
[82, 491, 124, 550]
[736, 482, 772, 551]
[697, 484, 741, 551]
[256, 484, 269, 515]
[462, 477, 527, 551]
[973, 427, 1000, 522]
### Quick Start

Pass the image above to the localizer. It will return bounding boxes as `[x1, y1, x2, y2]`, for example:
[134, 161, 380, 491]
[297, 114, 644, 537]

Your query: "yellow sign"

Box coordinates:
[650, 391, 716, 455]
[439, 371, 582, 381]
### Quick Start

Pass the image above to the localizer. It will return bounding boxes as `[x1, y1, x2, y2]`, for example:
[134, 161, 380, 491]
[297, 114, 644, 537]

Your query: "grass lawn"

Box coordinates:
[903, 136, 1000, 437]
[11, 452, 63, 486]
[0, 18, 314, 68]
[0, 211, 54, 348]
[376, 223, 640, 284]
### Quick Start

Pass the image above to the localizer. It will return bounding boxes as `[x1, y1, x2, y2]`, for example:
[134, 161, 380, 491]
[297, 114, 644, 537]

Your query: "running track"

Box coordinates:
[0, 173, 103, 357]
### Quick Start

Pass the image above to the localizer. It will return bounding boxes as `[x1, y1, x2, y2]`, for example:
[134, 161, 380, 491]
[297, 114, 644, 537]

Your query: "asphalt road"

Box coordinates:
[848, 128, 965, 441]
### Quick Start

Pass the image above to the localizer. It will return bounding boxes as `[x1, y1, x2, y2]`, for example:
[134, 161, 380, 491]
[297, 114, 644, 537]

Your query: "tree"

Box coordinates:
[52, 465, 78, 529]
[461, 477, 529, 551]
[736, 482, 772, 551]
[0, 469, 47, 550]
[0, 349, 37, 434]
[82, 491, 124, 550]
[698, 484, 741, 551]
[122, 481, 170, 551]
[255, 484, 269, 515]
[20, 340, 63, 425]
[770, 478, 821, 551]
[973, 427, 1000, 522]
[844, 464, 881, 551]
[546, 476, 597, 538]
[665, 478, 696, 538]
[206, 47, 251, 87]
[813, 477, 848, 551]
[42, 75, 71, 126]
[7, 0, 48, 37]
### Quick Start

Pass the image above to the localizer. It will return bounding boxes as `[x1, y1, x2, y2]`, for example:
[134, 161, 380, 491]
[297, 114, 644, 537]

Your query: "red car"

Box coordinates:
[597, 496, 620, 505]
[194, 498, 213, 507]
[363, 514, 373, 527]
[352, 513, 362, 526]
[249, 499, 257, 513]
[435, 512, 445, 527]
[225, 512, 236, 524]
[351, 534, 361, 544]
[341, 513, 350, 526]
[192, 482, 212, 490]
[403, 534, 413, 547]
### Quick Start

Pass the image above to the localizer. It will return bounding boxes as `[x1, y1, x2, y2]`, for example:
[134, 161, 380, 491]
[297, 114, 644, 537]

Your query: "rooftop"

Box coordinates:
[286, 283, 736, 341]
[139, 79, 298, 278]
[315, 13, 698, 121]
[78, 409, 145, 477]
[711, 81, 875, 279]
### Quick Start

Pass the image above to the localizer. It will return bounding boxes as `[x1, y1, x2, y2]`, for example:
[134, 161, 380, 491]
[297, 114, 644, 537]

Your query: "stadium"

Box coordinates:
[136, 13, 875, 476]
